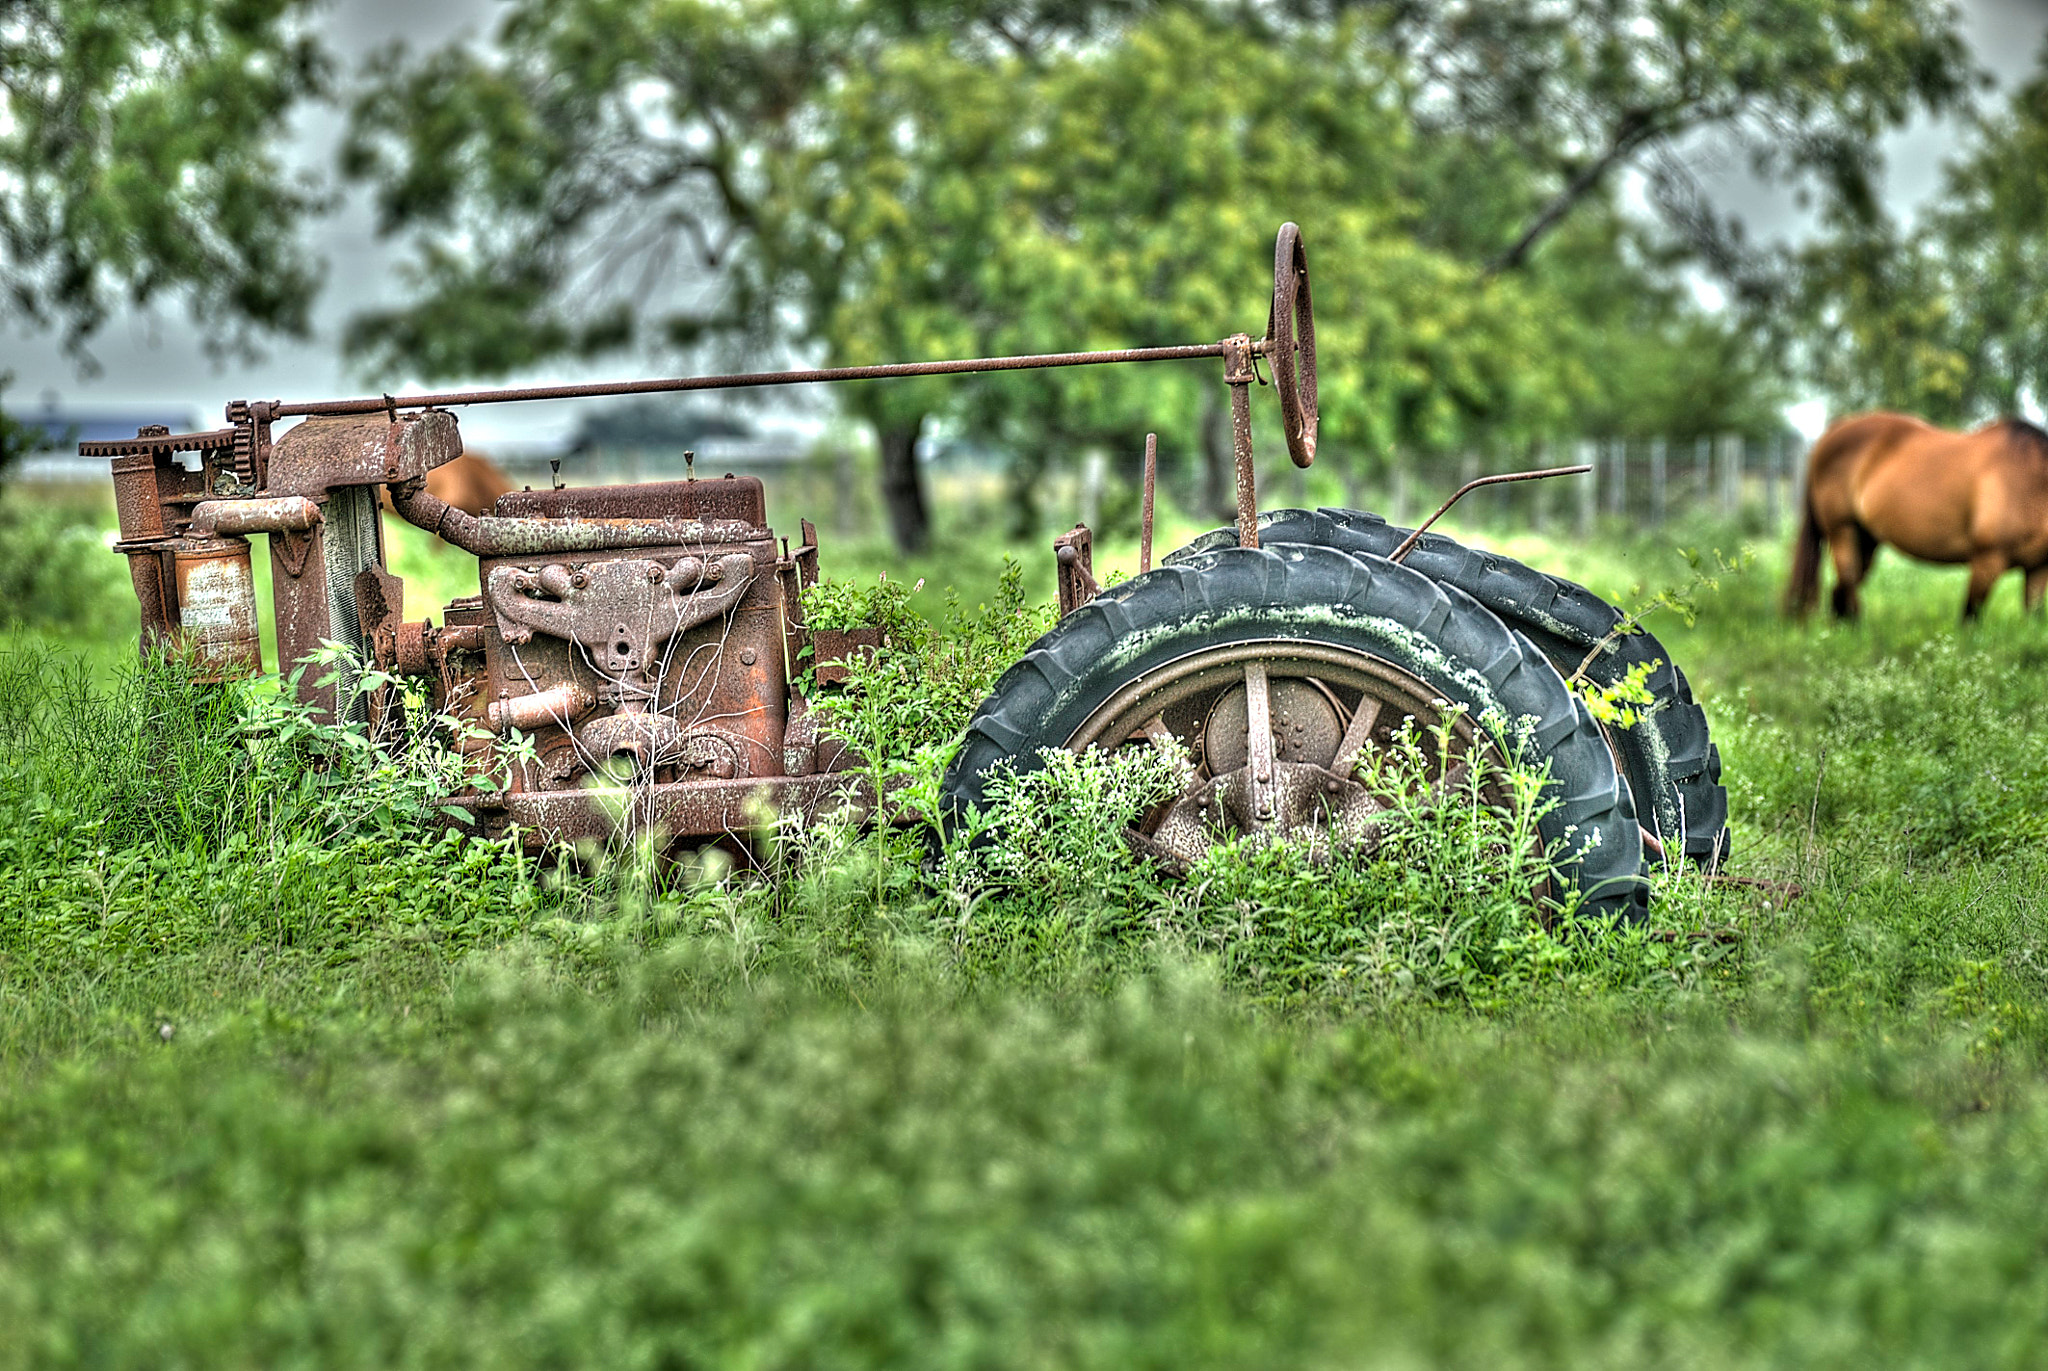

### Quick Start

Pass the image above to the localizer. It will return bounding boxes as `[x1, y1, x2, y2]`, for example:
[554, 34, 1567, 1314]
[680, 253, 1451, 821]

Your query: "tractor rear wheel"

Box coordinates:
[1170, 509, 1730, 869]
[943, 543, 1650, 919]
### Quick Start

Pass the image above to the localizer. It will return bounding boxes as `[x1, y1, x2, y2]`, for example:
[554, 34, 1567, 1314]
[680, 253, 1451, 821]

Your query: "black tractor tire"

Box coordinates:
[1169, 509, 1729, 869]
[944, 543, 1650, 919]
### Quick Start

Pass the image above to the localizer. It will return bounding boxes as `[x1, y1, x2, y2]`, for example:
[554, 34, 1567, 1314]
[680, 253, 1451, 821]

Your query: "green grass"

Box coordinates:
[6, 493, 2048, 1367]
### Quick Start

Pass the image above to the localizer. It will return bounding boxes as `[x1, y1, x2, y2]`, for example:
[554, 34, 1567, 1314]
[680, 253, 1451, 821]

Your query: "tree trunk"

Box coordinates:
[1198, 391, 1235, 523]
[877, 417, 930, 555]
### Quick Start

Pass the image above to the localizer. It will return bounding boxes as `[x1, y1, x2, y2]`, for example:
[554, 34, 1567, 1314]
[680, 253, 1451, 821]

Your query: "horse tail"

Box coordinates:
[1785, 476, 1824, 618]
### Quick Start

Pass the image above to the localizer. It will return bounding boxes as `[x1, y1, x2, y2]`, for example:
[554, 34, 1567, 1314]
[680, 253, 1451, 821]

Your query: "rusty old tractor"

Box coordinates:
[94, 224, 1724, 918]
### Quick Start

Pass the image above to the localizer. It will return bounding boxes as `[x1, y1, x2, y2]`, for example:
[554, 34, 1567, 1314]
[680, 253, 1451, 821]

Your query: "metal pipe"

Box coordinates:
[387, 480, 756, 556]
[1139, 432, 1157, 573]
[488, 682, 595, 734]
[386, 480, 476, 546]
[275, 342, 1250, 420]
[1387, 464, 1592, 564]
[189, 496, 322, 537]
[1223, 336, 1260, 550]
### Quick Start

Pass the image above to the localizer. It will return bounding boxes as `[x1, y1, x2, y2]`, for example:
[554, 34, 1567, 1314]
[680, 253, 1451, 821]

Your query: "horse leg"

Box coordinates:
[2027, 565, 2048, 614]
[1827, 525, 1874, 619]
[1965, 550, 2010, 621]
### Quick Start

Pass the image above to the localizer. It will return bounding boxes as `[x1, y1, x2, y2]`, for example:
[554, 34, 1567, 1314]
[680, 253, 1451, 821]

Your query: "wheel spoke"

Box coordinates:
[1242, 660, 1276, 821]
[1329, 695, 1381, 777]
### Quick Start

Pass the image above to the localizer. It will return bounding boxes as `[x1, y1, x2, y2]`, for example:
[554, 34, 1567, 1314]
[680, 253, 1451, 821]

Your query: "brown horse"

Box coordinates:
[423, 450, 515, 515]
[1787, 412, 2048, 621]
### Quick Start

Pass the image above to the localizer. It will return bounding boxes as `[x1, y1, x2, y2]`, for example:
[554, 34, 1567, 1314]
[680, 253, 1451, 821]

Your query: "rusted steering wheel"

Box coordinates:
[1266, 222, 1318, 468]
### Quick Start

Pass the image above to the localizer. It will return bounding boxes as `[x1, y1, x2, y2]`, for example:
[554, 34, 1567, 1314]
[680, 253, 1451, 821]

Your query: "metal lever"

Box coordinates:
[1387, 464, 1592, 564]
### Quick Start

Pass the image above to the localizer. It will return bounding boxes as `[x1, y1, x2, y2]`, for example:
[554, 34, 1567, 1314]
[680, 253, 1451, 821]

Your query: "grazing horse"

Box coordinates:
[422, 451, 515, 516]
[1786, 412, 2048, 621]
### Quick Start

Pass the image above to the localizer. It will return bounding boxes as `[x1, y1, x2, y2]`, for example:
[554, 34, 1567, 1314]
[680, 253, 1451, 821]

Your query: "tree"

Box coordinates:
[342, 0, 1932, 550]
[0, 0, 330, 363]
[1786, 37, 2048, 425]
[1325, 0, 1976, 274]
[1914, 44, 2048, 418]
[342, 2, 1579, 549]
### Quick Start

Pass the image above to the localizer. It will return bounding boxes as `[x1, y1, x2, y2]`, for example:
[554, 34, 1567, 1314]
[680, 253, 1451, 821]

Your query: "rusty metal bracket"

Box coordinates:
[778, 519, 822, 681]
[272, 528, 315, 579]
[1387, 464, 1593, 564]
[1055, 525, 1100, 616]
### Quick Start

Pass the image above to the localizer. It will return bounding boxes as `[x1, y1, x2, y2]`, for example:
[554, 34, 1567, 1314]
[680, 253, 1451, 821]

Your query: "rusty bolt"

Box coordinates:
[647, 565, 664, 585]
[739, 648, 757, 665]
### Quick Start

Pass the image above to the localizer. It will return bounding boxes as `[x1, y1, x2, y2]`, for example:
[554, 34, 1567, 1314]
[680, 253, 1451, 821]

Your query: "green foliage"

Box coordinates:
[799, 571, 924, 638]
[335, 0, 1917, 522]
[807, 559, 1053, 766]
[1572, 657, 1661, 729]
[0, 0, 330, 356]
[10, 963, 2048, 1370]
[0, 499, 125, 628]
[1170, 721, 1569, 1011]
[1786, 37, 2048, 424]
[1728, 634, 2048, 864]
[19, 514, 2048, 1359]
[1565, 544, 1752, 727]
[1385, 0, 1972, 269]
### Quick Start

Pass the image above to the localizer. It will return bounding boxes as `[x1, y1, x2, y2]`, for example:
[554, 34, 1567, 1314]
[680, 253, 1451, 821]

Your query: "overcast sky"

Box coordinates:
[11, 0, 2048, 444]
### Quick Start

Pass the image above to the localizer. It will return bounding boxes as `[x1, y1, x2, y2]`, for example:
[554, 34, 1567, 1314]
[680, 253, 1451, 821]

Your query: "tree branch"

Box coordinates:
[1484, 114, 1660, 275]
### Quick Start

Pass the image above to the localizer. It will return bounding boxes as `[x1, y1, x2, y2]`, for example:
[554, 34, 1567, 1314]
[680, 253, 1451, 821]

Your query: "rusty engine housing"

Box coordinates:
[94, 409, 845, 847]
[468, 477, 788, 794]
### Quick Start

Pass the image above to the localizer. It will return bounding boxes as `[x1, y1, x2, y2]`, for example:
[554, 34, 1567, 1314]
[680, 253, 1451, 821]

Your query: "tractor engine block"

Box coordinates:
[380, 474, 796, 796]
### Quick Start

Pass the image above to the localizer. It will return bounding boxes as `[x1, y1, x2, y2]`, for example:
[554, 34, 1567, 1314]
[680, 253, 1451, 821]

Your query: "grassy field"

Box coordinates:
[5, 485, 2048, 1367]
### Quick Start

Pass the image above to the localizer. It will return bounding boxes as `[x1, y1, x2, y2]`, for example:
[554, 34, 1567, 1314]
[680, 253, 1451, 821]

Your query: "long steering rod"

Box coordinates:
[267, 222, 1321, 475]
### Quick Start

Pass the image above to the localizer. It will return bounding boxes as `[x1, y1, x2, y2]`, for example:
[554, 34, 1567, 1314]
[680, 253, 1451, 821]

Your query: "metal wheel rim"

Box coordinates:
[1064, 639, 1508, 868]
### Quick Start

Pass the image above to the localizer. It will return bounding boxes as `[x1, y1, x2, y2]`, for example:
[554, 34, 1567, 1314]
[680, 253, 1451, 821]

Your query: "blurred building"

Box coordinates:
[506, 398, 809, 486]
[11, 403, 204, 482]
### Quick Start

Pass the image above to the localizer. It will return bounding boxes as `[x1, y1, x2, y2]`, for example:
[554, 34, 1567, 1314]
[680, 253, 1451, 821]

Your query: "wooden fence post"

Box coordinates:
[1577, 439, 1597, 537]
[1607, 437, 1627, 517]
[1763, 433, 1782, 527]
[1649, 436, 1667, 527]
[1717, 434, 1742, 516]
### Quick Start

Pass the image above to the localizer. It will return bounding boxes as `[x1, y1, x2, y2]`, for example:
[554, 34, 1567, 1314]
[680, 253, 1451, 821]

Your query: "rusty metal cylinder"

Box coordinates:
[171, 535, 263, 676]
[488, 682, 595, 734]
[190, 495, 322, 537]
